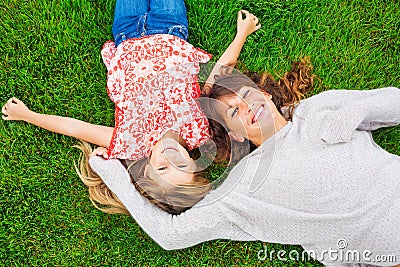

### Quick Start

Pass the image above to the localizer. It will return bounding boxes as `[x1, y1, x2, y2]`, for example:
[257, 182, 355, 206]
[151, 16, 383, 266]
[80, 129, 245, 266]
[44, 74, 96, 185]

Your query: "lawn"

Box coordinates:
[1, 0, 399, 266]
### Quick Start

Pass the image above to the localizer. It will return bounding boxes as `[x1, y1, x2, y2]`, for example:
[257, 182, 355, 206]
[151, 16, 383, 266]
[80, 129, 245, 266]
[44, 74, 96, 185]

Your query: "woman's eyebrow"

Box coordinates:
[226, 102, 235, 112]
[243, 89, 250, 99]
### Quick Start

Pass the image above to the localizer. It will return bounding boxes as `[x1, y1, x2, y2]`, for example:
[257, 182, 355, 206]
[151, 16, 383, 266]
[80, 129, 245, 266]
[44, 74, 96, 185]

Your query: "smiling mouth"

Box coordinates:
[252, 105, 265, 124]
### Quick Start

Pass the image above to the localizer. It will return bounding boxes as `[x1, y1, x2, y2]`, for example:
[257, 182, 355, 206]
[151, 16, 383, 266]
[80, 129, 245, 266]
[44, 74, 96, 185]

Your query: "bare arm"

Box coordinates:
[203, 10, 261, 95]
[2, 97, 114, 148]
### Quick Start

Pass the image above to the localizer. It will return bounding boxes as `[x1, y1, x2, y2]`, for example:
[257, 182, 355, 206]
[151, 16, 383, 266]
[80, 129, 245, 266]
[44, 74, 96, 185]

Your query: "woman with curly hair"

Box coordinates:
[90, 59, 400, 266]
[201, 57, 315, 163]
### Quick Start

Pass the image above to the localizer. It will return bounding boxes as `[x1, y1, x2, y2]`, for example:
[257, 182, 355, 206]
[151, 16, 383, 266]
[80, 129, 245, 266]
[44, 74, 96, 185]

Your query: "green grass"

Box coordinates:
[1, 0, 399, 266]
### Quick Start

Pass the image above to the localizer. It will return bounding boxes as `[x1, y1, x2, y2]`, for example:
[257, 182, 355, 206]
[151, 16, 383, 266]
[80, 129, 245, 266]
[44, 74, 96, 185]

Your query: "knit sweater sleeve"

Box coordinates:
[320, 87, 400, 144]
[88, 156, 253, 250]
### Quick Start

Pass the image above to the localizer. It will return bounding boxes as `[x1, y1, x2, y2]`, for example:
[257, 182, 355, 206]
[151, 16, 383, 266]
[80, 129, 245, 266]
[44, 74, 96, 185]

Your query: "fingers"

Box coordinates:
[12, 97, 21, 104]
[238, 10, 250, 20]
[90, 150, 101, 157]
[250, 14, 260, 29]
[2, 105, 9, 120]
[239, 10, 257, 21]
[238, 9, 261, 30]
[238, 10, 252, 22]
[4, 97, 20, 110]
[90, 147, 109, 159]
[2, 99, 11, 120]
[2, 98, 13, 117]
[2, 97, 27, 121]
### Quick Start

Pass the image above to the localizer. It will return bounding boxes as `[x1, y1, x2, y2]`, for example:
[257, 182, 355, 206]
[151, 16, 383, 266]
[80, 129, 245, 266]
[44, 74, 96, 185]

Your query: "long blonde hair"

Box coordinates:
[74, 142, 129, 214]
[74, 142, 211, 215]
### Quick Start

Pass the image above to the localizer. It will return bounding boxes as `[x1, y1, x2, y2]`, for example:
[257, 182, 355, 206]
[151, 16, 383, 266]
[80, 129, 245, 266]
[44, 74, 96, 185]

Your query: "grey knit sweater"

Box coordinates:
[89, 87, 400, 266]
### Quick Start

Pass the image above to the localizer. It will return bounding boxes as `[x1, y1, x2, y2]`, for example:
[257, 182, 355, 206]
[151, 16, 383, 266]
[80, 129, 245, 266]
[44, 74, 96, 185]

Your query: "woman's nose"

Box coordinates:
[239, 99, 251, 115]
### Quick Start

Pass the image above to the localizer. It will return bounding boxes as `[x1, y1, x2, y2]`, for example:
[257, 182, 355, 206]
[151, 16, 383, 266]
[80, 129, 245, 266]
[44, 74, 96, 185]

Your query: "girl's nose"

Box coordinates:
[164, 150, 186, 163]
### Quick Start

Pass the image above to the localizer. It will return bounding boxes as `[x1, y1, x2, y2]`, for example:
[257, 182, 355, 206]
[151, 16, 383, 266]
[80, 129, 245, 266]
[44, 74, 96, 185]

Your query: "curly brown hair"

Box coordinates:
[200, 58, 315, 163]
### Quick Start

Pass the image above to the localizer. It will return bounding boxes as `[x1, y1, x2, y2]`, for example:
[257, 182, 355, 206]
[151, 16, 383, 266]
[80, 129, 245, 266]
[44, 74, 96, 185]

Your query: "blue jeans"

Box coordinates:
[112, 0, 189, 47]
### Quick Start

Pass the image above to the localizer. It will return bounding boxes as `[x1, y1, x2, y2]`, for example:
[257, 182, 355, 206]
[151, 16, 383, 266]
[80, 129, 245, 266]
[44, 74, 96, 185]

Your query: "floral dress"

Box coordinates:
[101, 34, 212, 160]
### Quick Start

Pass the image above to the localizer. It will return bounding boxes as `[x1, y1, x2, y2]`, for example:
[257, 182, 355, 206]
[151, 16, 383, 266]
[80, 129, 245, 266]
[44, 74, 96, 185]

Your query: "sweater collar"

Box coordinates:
[252, 121, 292, 157]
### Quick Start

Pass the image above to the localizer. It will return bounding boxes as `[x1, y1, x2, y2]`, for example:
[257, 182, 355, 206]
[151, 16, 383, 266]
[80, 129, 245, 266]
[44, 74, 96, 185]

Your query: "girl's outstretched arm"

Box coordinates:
[203, 10, 261, 94]
[2, 97, 114, 148]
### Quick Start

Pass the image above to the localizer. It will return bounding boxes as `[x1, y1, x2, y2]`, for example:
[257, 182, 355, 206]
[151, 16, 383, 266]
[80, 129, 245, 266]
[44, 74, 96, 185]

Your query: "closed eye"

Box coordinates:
[177, 165, 188, 168]
[231, 89, 250, 118]
[157, 167, 167, 171]
[231, 107, 239, 118]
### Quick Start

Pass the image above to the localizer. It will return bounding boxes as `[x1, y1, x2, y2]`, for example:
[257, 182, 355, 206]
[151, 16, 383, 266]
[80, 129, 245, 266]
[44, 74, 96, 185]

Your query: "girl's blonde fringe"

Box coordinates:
[73, 142, 130, 215]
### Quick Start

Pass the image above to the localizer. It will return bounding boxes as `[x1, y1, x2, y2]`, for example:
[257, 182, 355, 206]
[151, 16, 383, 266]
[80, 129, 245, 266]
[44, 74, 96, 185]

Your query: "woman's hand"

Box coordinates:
[90, 146, 109, 159]
[236, 10, 261, 38]
[2, 97, 31, 121]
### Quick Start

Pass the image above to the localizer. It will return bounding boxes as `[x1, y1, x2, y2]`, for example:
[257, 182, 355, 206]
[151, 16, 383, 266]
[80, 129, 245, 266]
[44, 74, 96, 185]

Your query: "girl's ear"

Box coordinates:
[228, 131, 245, 143]
[261, 91, 273, 99]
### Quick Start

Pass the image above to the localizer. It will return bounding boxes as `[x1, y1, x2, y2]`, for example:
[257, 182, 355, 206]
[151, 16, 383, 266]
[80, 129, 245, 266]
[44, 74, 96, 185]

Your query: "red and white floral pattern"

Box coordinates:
[101, 34, 211, 160]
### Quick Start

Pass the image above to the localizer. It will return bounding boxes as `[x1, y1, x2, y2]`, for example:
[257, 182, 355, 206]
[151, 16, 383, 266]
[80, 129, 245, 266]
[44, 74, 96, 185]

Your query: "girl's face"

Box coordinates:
[216, 86, 280, 146]
[149, 137, 195, 187]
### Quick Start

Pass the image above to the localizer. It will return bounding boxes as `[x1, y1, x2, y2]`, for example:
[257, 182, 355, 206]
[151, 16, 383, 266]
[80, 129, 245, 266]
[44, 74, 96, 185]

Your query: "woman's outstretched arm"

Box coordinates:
[320, 87, 400, 144]
[88, 156, 257, 250]
[2, 97, 114, 148]
[203, 10, 261, 94]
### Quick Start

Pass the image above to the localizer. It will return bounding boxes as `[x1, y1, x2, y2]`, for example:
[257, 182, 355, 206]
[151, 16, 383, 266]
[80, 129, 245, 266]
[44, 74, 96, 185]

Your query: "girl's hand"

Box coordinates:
[2, 97, 31, 121]
[90, 146, 109, 159]
[236, 10, 261, 38]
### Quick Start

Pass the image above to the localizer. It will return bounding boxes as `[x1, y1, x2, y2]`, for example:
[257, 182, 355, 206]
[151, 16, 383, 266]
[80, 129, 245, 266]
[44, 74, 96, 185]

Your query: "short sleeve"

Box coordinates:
[101, 41, 117, 70]
[189, 47, 212, 64]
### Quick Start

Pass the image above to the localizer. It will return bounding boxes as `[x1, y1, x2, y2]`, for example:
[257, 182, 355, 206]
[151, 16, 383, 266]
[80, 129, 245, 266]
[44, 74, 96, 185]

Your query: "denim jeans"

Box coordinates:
[112, 0, 189, 47]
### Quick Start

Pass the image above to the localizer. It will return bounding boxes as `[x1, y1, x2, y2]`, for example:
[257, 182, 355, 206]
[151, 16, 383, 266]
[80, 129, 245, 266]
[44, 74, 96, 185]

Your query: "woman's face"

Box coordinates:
[216, 86, 280, 146]
[149, 137, 195, 187]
